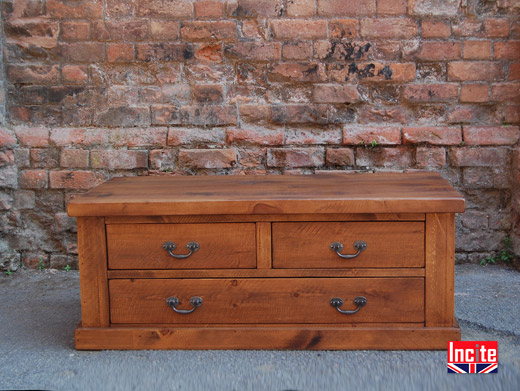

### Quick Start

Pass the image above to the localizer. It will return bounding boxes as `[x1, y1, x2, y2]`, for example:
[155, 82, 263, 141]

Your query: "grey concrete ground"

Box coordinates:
[0, 264, 518, 391]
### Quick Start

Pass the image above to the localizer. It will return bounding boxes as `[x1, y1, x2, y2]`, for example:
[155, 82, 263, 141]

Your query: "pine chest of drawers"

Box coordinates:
[68, 172, 465, 350]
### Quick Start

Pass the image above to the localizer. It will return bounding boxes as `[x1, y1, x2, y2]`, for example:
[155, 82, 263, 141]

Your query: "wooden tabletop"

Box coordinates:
[67, 172, 465, 216]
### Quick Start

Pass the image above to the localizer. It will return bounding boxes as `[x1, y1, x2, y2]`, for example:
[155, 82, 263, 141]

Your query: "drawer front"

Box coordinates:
[109, 278, 424, 324]
[107, 223, 256, 269]
[272, 222, 424, 268]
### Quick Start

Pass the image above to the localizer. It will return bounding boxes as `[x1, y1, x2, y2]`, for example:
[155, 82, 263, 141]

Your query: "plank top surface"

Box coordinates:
[67, 172, 465, 216]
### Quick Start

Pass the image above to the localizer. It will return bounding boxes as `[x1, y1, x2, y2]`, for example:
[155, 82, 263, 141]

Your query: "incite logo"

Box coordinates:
[447, 341, 498, 374]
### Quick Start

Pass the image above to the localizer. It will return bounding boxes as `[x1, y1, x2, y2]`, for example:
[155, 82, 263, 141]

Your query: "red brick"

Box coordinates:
[460, 84, 489, 103]
[359, 106, 410, 124]
[313, 84, 361, 103]
[410, 0, 460, 16]
[239, 105, 270, 124]
[22, 254, 49, 270]
[228, 0, 283, 17]
[403, 126, 462, 145]
[149, 149, 176, 170]
[270, 105, 328, 124]
[240, 21, 263, 39]
[50, 128, 109, 147]
[421, 20, 451, 38]
[180, 105, 237, 126]
[106, 0, 135, 17]
[109, 128, 168, 148]
[271, 20, 327, 40]
[330, 20, 358, 39]
[314, 41, 372, 61]
[19, 169, 48, 189]
[30, 148, 59, 168]
[490, 83, 520, 101]
[181, 21, 237, 41]
[91, 150, 148, 170]
[60, 149, 89, 168]
[318, 0, 376, 16]
[360, 18, 418, 38]
[448, 147, 509, 167]
[7, 65, 59, 84]
[463, 126, 520, 145]
[268, 63, 327, 83]
[510, 63, 520, 81]
[137, 0, 193, 18]
[282, 42, 312, 60]
[452, 20, 482, 37]
[484, 18, 510, 37]
[343, 126, 401, 145]
[416, 147, 446, 168]
[226, 129, 284, 145]
[505, 105, 520, 123]
[47, 0, 103, 19]
[0, 150, 14, 166]
[168, 128, 226, 146]
[179, 149, 236, 169]
[267, 148, 324, 168]
[136, 43, 193, 62]
[494, 41, 520, 60]
[150, 21, 180, 40]
[285, 128, 342, 145]
[326, 148, 355, 166]
[447, 106, 495, 124]
[356, 147, 413, 168]
[50, 170, 105, 189]
[106, 44, 134, 63]
[193, 85, 224, 103]
[402, 84, 459, 102]
[194, 1, 225, 18]
[417, 42, 461, 60]
[287, 0, 315, 16]
[448, 62, 505, 81]
[341, 63, 416, 83]
[463, 167, 509, 190]
[14, 127, 49, 147]
[463, 41, 492, 60]
[62, 65, 88, 85]
[58, 43, 103, 62]
[377, 0, 407, 14]
[195, 43, 223, 62]
[60, 21, 89, 41]
[0, 128, 16, 148]
[94, 106, 151, 127]
[93, 20, 149, 42]
[224, 42, 280, 61]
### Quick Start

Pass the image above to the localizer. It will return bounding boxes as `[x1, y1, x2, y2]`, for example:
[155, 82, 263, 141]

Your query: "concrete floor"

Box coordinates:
[0, 264, 518, 391]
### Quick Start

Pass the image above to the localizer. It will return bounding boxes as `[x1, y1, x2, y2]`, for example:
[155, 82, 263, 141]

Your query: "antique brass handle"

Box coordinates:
[330, 296, 367, 315]
[166, 296, 203, 314]
[162, 241, 199, 259]
[330, 241, 367, 259]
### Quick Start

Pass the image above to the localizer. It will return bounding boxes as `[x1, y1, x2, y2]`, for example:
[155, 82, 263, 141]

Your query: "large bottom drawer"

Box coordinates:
[109, 278, 424, 324]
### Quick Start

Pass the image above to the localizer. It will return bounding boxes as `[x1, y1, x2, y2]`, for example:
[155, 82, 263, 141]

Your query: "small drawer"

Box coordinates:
[107, 223, 256, 269]
[109, 278, 425, 324]
[272, 222, 424, 268]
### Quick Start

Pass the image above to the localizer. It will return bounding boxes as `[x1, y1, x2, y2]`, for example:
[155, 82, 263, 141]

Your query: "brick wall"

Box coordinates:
[0, 0, 519, 270]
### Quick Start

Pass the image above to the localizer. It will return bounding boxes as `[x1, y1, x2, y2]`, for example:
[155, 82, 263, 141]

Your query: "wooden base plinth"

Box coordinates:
[75, 322, 461, 350]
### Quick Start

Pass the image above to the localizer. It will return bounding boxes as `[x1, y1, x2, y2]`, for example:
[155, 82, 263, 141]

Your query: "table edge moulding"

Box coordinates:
[68, 172, 465, 350]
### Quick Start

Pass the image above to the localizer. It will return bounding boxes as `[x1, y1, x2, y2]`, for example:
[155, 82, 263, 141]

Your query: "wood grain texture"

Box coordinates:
[107, 223, 256, 269]
[77, 217, 109, 327]
[273, 222, 424, 268]
[67, 172, 465, 216]
[425, 213, 455, 327]
[109, 278, 424, 324]
[75, 325, 460, 350]
[256, 222, 272, 269]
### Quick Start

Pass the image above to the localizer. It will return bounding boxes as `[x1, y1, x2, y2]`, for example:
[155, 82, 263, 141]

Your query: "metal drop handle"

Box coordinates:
[330, 241, 367, 259]
[330, 296, 367, 315]
[162, 241, 199, 259]
[166, 296, 203, 314]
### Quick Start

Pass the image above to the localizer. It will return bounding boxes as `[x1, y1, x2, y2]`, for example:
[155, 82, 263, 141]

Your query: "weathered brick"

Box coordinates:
[326, 148, 355, 166]
[452, 20, 482, 37]
[377, 0, 407, 14]
[463, 126, 520, 145]
[61, 21, 90, 42]
[57, 42, 104, 62]
[7, 65, 59, 84]
[47, 0, 103, 19]
[137, 0, 193, 18]
[318, 0, 376, 16]
[106, 0, 135, 17]
[270, 105, 328, 124]
[62, 65, 88, 85]
[14, 127, 49, 147]
[224, 42, 280, 61]
[168, 128, 227, 146]
[195, 43, 223, 62]
[267, 148, 324, 168]
[22, 254, 49, 269]
[149, 149, 176, 170]
[19, 169, 48, 189]
[360, 18, 418, 38]
[14, 149, 31, 168]
[30, 148, 59, 168]
[359, 106, 410, 124]
[285, 128, 342, 145]
[94, 106, 151, 127]
[106, 44, 134, 63]
[494, 41, 520, 60]
[356, 146, 413, 168]
[460, 210, 489, 229]
[287, 0, 315, 16]
[50, 128, 108, 147]
[179, 149, 236, 169]
[448, 62, 504, 82]
[330, 19, 358, 39]
[282, 42, 312, 60]
[349, 63, 416, 83]
[228, 0, 283, 17]
[483, 18, 510, 38]
[510, 63, 520, 81]
[417, 42, 461, 60]
[181, 21, 237, 41]
[402, 84, 459, 102]
[313, 85, 361, 103]
[109, 128, 168, 148]
[239, 105, 270, 124]
[403, 126, 462, 145]
[194, 1, 225, 18]
[0, 166, 18, 188]
[447, 105, 496, 125]
[91, 150, 148, 170]
[49, 170, 105, 189]
[60, 149, 89, 168]
[14, 190, 36, 210]
[150, 21, 180, 40]
[271, 20, 327, 40]
[505, 105, 520, 123]
[421, 20, 451, 38]
[409, 0, 460, 17]
[463, 41, 492, 60]
[193, 85, 224, 104]
[227, 129, 284, 145]
[460, 84, 488, 103]
[415, 146, 446, 168]
[136, 43, 193, 62]
[490, 83, 520, 102]
[180, 105, 237, 126]
[448, 148, 509, 167]
[463, 167, 510, 190]
[314, 41, 371, 61]
[343, 126, 401, 145]
[0, 151, 15, 167]
[268, 63, 327, 83]
[0, 128, 17, 148]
